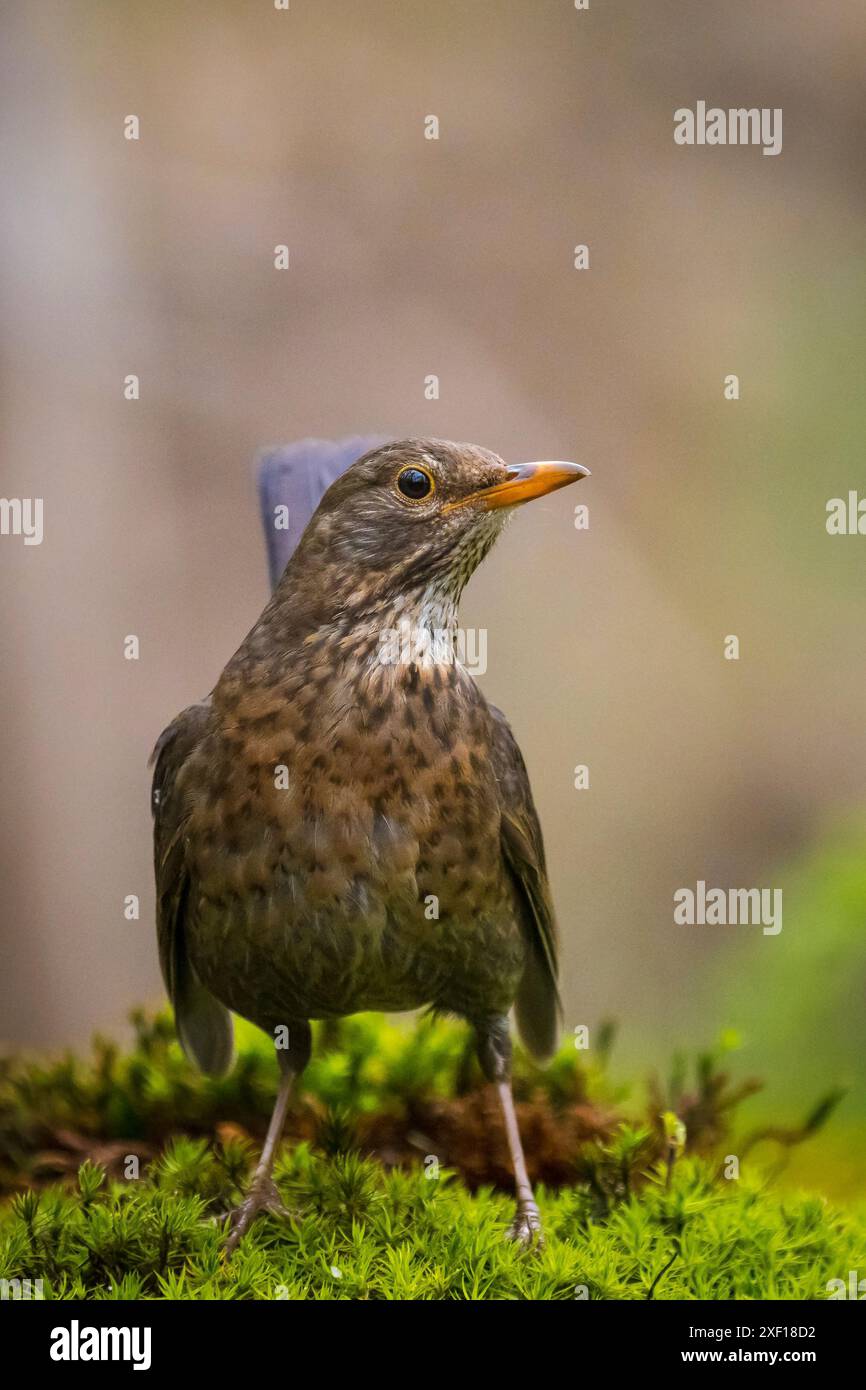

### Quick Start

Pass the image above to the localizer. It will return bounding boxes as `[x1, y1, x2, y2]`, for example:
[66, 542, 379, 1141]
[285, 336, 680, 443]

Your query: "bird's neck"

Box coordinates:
[241, 557, 464, 677]
[360, 581, 461, 672]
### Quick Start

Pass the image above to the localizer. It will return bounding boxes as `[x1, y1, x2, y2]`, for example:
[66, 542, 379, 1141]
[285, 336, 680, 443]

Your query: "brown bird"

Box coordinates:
[151, 438, 588, 1250]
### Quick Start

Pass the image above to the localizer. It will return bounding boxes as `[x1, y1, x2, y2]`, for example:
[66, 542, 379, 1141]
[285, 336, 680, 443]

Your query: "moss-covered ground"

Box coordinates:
[1, 1012, 861, 1299]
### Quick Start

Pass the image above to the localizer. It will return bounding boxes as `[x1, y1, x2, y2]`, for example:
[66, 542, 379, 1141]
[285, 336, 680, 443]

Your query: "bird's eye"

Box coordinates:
[396, 466, 434, 502]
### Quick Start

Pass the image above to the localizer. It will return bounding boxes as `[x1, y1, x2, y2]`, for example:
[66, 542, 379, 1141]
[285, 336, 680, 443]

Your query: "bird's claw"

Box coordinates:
[223, 1176, 296, 1258]
[506, 1201, 544, 1249]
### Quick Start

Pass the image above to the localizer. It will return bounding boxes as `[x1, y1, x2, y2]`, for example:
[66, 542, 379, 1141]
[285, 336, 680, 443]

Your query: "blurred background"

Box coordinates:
[1, 1, 864, 1192]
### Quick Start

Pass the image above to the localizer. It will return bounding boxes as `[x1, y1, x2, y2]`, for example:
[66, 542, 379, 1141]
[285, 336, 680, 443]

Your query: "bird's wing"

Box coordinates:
[488, 702, 562, 1061]
[150, 699, 233, 1075]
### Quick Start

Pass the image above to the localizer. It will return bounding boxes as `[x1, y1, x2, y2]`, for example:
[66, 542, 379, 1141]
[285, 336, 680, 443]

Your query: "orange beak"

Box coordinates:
[444, 460, 590, 513]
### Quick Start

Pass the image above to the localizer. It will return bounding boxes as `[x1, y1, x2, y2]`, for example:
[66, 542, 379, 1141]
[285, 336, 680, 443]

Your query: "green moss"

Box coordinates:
[0, 1011, 859, 1300]
[2, 1146, 863, 1300]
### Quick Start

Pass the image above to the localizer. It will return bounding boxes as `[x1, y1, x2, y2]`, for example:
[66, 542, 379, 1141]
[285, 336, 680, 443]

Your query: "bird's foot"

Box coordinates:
[223, 1175, 295, 1258]
[506, 1199, 544, 1249]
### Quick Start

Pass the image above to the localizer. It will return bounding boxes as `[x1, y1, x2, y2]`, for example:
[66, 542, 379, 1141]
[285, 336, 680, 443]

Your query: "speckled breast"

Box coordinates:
[180, 657, 526, 1031]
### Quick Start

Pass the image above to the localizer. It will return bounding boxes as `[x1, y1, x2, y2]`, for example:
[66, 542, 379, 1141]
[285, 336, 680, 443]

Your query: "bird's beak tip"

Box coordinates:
[473, 459, 590, 511]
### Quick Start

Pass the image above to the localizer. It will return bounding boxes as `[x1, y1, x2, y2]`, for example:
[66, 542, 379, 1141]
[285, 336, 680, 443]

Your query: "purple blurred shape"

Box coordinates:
[256, 435, 387, 590]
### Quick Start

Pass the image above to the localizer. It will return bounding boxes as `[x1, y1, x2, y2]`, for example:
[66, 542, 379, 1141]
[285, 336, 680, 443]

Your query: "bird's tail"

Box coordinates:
[174, 954, 234, 1077]
[256, 436, 387, 590]
[514, 945, 562, 1063]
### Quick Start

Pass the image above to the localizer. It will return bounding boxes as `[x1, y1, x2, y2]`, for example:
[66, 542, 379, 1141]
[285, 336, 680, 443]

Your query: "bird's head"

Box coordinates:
[284, 438, 589, 630]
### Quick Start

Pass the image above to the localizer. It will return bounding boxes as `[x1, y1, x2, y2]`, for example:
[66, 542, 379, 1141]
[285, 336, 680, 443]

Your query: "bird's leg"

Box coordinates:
[476, 1016, 543, 1248]
[224, 1022, 310, 1257]
[495, 1077, 543, 1246]
[223, 1066, 295, 1256]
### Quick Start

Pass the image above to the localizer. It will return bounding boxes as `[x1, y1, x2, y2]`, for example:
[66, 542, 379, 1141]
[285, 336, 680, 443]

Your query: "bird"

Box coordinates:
[255, 435, 387, 590]
[151, 437, 589, 1251]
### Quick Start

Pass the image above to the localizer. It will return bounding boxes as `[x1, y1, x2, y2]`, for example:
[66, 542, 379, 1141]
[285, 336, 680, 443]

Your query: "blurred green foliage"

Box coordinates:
[698, 818, 866, 1195]
[0, 1008, 842, 1192]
